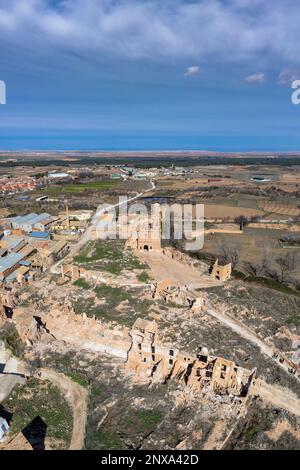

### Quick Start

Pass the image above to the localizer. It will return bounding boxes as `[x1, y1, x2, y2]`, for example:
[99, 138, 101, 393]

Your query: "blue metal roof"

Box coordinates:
[0, 252, 24, 272]
[10, 213, 51, 226]
[2, 236, 24, 250]
[29, 231, 50, 239]
[19, 260, 31, 266]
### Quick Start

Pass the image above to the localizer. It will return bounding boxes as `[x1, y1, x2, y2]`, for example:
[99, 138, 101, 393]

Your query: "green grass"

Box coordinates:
[138, 271, 149, 283]
[65, 371, 89, 388]
[136, 409, 163, 431]
[285, 315, 300, 327]
[242, 409, 272, 447]
[2, 378, 73, 449]
[91, 430, 125, 450]
[74, 240, 122, 264]
[119, 408, 163, 434]
[47, 181, 117, 193]
[0, 323, 25, 357]
[74, 239, 148, 275]
[72, 283, 152, 327]
[86, 406, 163, 450]
[95, 285, 129, 305]
[245, 276, 300, 297]
[73, 278, 91, 289]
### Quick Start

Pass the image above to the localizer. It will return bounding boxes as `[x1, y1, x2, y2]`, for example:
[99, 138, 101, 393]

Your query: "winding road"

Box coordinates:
[39, 368, 88, 450]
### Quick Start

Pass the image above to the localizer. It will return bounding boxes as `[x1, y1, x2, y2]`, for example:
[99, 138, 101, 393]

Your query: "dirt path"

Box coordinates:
[252, 379, 300, 417]
[202, 303, 299, 382]
[141, 252, 222, 288]
[39, 368, 89, 450]
[203, 420, 227, 450]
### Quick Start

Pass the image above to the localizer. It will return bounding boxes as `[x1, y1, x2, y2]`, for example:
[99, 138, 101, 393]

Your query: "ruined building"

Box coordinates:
[210, 260, 232, 282]
[61, 265, 81, 282]
[126, 318, 254, 396]
[0, 289, 19, 319]
[126, 207, 162, 252]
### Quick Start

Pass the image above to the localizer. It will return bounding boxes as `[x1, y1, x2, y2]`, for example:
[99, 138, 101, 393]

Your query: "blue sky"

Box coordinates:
[1, 0, 300, 151]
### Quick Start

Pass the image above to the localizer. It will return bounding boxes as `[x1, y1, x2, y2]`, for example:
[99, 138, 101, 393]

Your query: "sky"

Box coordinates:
[1, 0, 300, 151]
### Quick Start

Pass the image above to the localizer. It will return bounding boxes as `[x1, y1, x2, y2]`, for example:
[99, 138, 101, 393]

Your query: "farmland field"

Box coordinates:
[46, 181, 117, 193]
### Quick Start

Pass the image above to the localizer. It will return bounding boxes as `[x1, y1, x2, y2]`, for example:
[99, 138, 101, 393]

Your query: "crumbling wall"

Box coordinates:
[13, 304, 131, 359]
[61, 265, 81, 281]
[125, 318, 254, 396]
[0, 290, 19, 319]
[211, 260, 232, 282]
[12, 302, 253, 397]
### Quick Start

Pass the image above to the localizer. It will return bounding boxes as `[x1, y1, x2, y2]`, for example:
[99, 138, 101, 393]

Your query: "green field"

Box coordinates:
[2, 378, 73, 450]
[47, 181, 117, 193]
[74, 239, 148, 274]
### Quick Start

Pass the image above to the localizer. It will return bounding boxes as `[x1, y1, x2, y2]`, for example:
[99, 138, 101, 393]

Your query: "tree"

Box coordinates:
[275, 251, 297, 283]
[217, 239, 241, 269]
[234, 215, 249, 231]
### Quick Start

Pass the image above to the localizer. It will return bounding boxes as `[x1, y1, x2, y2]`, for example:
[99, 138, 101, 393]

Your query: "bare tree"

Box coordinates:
[217, 238, 241, 269]
[243, 253, 270, 277]
[243, 261, 260, 276]
[275, 251, 297, 283]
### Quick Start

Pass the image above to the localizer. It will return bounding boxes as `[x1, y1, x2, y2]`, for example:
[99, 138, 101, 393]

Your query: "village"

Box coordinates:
[1, 170, 300, 451]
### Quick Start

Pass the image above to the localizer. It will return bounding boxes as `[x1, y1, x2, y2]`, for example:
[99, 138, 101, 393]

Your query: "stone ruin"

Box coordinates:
[125, 318, 255, 396]
[61, 265, 81, 282]
[11, 295, 254, 398]
[152, 278, 208, 311]
[0, 289, 19, 320]
[125, 210, 162, 253]
[210, 259, 232, 282]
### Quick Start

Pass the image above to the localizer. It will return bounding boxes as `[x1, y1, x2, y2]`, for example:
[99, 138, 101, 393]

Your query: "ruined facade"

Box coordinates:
[211, 260, 232, 282]
[0, 289, 19, 319]
[125, 210, 162, 252]
[153, 279, 208, 310]
[61, 265, 81, 282]
[12, 298, 253, 398]
[125, 319, 254, 396]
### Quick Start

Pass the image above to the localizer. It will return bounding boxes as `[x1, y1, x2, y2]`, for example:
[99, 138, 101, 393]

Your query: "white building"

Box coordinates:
[0, 417, 10, 442]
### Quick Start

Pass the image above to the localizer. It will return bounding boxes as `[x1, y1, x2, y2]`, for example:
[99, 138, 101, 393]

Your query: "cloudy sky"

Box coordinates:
[1, 0, 300, 150]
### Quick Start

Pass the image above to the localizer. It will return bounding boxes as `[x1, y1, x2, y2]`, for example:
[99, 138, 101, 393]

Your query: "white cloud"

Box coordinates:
[184, 66, 200, 77]
[244, 73, 266, 84]
[0, 0, 300, 66]
[278, 69, 300, 86]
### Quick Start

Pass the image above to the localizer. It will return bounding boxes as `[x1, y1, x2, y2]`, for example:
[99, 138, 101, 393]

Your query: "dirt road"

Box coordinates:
[252, 379, 300, 417]
[39, 368, 88, 450]
[202, 303, 299, 382]
[140, 252, 222, 288]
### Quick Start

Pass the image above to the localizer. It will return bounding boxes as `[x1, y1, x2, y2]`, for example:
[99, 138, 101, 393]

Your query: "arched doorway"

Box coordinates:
[143, 245, 149, 251]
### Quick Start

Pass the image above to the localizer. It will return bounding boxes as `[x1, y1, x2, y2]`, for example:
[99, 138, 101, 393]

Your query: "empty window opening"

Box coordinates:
[198, 355, 208, 363]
